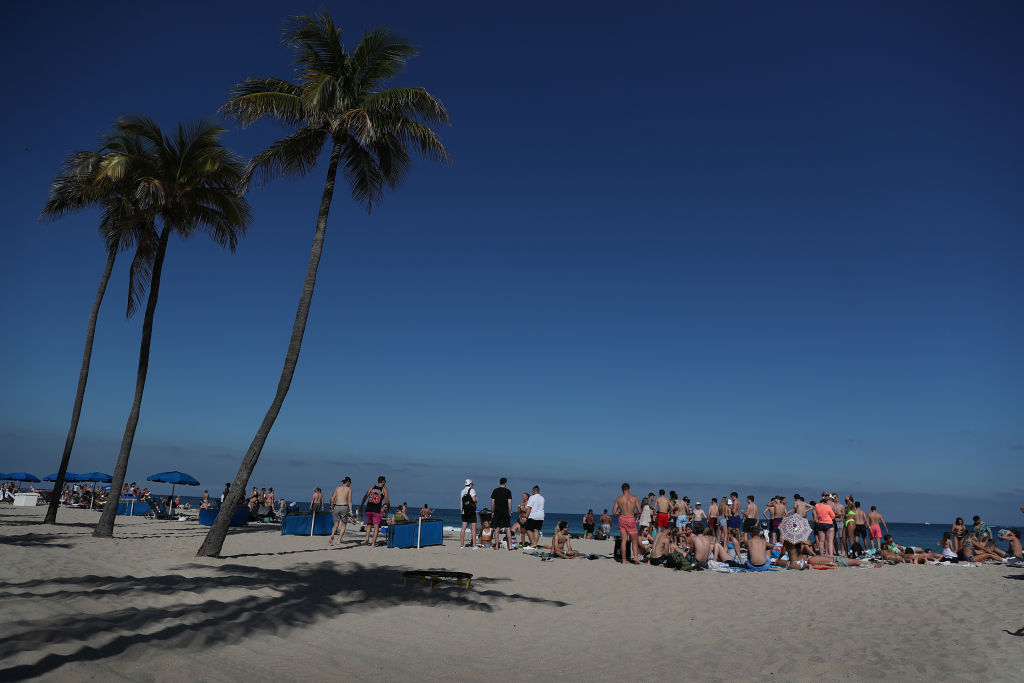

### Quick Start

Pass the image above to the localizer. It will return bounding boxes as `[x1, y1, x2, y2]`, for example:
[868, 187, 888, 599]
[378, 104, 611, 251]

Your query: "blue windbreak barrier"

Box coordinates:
[198, 507, 249, 526]
[281, 511, 335, 535]
[387, 519, 444, 548]
[116, 500, 151, 516]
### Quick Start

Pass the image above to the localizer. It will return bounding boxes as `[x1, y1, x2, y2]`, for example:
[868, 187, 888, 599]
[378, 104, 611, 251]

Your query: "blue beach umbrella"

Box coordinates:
[147, 471, 200, 515]
[6, 473, 41, 482]
[79, 472, 113, 483]
[43, 472, 82, 482]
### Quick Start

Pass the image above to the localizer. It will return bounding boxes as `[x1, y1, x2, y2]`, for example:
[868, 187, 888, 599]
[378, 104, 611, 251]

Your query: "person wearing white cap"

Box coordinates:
[459, 479, 478, 548]
[691, 501, 707, 533]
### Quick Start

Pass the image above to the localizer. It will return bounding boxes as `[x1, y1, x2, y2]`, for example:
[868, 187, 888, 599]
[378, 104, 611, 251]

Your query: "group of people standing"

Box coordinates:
[458, 478, 546, 551]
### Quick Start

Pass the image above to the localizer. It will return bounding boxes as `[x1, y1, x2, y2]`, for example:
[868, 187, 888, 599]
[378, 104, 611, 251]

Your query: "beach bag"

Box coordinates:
[673, 552, 693, 571]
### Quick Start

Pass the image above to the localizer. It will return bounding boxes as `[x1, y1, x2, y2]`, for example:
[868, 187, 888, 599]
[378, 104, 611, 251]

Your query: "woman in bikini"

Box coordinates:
[517, 492, 529, 548]
[951, 517, 967, 553]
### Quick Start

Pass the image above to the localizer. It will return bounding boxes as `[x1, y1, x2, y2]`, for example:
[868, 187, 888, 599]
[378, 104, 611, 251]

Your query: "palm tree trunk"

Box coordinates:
[43, 249, 116, 525]
[197, 140, 343, 557]
[94, 226, 171, 538]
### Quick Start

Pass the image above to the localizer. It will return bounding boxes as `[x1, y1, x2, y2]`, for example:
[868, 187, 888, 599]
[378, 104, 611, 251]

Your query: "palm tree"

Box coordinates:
[39, 148, 158, 525]
[196, 11, 450, 557]
[93, 115, 252, 538]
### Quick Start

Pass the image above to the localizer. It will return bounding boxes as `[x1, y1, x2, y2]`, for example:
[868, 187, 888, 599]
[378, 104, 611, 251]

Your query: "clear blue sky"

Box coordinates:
[1, 2, 1021, 524]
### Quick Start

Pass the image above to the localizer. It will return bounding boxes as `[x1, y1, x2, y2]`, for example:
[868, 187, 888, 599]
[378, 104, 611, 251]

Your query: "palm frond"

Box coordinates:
[244, 126, 328, 189]
[365, 87, 451, 126]
[339, 137, 385, 212]
[285, 11, 346, 75]
[352, 27, 417, 88]
[221, 78, 307, 127]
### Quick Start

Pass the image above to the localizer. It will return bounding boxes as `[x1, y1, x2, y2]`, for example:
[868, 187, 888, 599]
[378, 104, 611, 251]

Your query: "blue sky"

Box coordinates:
[1, 2, 1022, 524]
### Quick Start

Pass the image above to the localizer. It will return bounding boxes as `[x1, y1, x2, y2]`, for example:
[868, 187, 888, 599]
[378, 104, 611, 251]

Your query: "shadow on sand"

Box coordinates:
[0, 561, 566, 680]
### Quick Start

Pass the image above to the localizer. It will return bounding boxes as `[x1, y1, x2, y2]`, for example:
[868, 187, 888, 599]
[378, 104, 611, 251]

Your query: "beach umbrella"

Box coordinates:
[6, 473, 41, 482]
[779, 514, 812, 544]
[79, 472, 113, 482]
[43, 472, 82, 482]
[146, 471, 200, 515]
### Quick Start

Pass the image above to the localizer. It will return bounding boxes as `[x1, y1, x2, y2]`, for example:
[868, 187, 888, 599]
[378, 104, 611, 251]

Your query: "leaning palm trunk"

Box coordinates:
[94, 227, 171, 538]
[43, 250, 116, 525]
[197, 142, 342, 557]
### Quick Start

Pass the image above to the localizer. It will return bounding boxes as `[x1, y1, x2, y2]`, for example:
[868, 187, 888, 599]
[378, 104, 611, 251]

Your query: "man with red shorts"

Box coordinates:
[614, 483, 641, 565]
[654, 489, 671, 529]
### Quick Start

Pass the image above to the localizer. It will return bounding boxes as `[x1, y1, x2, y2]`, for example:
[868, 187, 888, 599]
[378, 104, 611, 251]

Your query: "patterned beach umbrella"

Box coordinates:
[779, 514, 812, 544]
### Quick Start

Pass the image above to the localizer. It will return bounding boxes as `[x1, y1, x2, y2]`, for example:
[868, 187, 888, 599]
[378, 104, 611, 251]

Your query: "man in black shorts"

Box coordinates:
[490, 477, 514, 550]
[743, 495, 760, 541]
[459, 479, 477, 548]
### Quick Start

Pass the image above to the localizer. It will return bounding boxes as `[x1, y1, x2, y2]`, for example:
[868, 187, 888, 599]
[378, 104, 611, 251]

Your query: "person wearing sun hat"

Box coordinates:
[459, 479, 478, 548]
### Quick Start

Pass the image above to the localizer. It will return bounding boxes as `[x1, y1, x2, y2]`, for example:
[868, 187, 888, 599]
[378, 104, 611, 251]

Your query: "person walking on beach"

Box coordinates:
[867, 505, 887, 551]
[459, 479, 478, 548]
[525, 485, 545, 549]
[359, 476, 389, 547]
[310, 487, 324, 512]
[490, 478, 514, 550]
[613, 483, 641, 565]
[328, 477, 353, 547]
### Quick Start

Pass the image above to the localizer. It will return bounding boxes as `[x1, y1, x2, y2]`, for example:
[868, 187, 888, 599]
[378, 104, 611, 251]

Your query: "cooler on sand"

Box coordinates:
[387, 519, 444, 548]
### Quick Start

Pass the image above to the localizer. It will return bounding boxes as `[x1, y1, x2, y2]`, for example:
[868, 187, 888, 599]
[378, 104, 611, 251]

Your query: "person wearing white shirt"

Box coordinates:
[524, 485, 545, 549]
[459, 479, 478, 548]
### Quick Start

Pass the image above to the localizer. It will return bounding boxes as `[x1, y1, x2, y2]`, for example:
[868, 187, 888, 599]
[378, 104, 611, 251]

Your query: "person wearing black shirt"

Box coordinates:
[490, 477, 514, 550]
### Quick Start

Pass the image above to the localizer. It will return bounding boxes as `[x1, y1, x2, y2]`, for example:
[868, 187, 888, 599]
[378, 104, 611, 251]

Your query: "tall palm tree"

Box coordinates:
[93, 115, 252, 538]
[197, 11, 450, 557]
[39, 148, 158, 525]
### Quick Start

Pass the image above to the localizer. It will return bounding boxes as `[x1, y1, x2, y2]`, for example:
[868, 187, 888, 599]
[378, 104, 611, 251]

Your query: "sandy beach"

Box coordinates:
[1, 506, 1021, 681]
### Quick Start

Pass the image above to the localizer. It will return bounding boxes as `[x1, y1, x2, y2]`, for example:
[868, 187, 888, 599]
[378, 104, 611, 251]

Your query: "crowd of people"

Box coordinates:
[585, 484, 1024, 570]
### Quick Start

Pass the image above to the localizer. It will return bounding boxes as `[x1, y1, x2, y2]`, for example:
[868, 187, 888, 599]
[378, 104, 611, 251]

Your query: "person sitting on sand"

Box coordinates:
[479, 520, 494, 546]
[637, 525, 653, 562]
[1000, 529, 1022, 562]
[745, 534, 772, 572]
[551, 521, 581, 558]
[649, 527, 682, 567]
[939, 532, 959, 562]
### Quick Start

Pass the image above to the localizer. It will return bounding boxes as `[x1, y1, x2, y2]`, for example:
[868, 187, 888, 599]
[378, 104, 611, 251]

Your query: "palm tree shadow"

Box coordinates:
[0, 561, 567, 680]
[0, 533, 72, 548]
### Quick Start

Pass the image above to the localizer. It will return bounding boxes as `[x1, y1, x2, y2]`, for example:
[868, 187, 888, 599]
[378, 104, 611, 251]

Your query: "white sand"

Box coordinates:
[1, 506, 1022, 681]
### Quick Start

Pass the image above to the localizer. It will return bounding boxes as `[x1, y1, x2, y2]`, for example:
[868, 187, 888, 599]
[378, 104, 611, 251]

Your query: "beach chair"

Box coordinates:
[147, 496, 174, 520]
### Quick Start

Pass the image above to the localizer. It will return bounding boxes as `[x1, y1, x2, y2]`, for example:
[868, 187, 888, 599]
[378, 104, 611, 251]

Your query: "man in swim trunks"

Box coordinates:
[655, 489, 671, 530]
[743, 495, 760, 542]
[853, 501, 869, 551]
[613, 483, 641, 564]
[358, 475, 390, 547]
[328, 476, 353, 547]
[745, 534, 772, 571]
[582, 509, 595, 538]
[691, 502, 707, 533]
[867, 506, 887, 551]
[598, 509, 612, 539]
[726, 492, 743, 551]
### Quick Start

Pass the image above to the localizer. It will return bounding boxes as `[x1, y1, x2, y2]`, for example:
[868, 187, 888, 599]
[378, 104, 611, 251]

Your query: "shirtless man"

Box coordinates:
[649, 527, 683, 567]
[598, 509, 613, 539]
[745, 534, 772, 571]
[654, 489, 672, 530]
[691, 502, 707, 533]
[582, 509, 595, 538]
[310, 487, 324, 512]
[551, 521, 581, 558]
[867, 506, 888, 551]
[790, 494, 812, 519]
[852, 501, 869, 551]
[707, 498, 721, 544]
[689, 528, 713, 569]
[1001, 529, 1022, 561]
[420, 504, 433, 518]
[328, 477, 353, 547]
[613, 483, 641, 565]
[743, 495, 760, 543]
